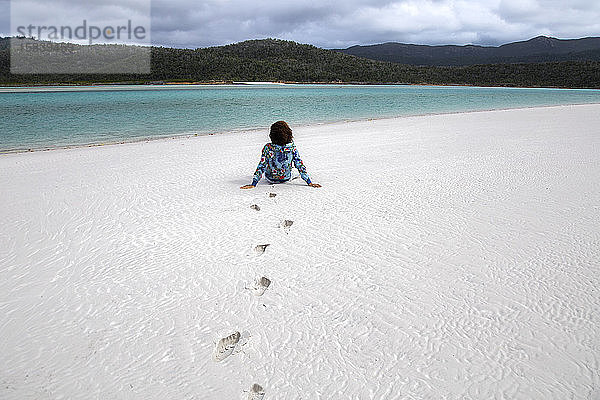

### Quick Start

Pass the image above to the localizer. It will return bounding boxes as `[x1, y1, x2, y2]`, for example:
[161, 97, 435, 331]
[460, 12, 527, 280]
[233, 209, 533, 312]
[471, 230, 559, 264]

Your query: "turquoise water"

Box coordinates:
[1, 84, 599, 152]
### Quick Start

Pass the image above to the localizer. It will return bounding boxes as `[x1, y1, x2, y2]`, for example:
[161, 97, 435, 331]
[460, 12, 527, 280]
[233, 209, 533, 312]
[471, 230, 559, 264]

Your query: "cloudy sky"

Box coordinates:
[2, 0, 600, 48]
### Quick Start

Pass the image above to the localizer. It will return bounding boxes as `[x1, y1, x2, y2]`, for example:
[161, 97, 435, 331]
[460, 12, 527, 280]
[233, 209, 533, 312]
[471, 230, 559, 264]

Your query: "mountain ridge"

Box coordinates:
[336, 36, 600, 66]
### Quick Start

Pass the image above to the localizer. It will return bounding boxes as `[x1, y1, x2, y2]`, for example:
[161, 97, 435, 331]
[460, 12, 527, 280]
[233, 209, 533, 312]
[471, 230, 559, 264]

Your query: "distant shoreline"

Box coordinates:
[4, 82, 600, 94]
[2, 81, 600, 90]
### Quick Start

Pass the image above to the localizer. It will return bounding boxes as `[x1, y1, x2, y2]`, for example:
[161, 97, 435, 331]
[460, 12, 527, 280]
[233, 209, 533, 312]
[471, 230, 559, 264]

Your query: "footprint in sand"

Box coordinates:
[280, 219, 293, 234]
[254, 244, 270, 255]
[247, 384, 265, 400]
[213, 331, 241, 362]
[248, 276, 271, 297]
[250, 204, 261, 211]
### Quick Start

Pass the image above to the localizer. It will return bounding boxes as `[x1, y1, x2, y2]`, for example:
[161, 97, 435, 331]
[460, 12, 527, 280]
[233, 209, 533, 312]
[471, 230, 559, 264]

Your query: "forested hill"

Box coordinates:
[1, 37, 600, 88]
[337, 36, 600, 66]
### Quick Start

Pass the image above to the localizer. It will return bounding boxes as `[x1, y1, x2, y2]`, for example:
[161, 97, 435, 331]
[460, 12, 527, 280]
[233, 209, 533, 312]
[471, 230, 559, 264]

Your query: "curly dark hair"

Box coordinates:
[269, 121, 293, 145]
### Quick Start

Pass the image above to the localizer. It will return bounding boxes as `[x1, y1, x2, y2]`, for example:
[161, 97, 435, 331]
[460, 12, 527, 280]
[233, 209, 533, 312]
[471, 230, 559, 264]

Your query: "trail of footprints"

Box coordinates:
[213, 191, 290, 399]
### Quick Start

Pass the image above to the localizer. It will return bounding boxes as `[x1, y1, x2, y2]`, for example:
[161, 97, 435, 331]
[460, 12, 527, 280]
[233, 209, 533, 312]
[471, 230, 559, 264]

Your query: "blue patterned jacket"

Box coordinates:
[251, 142, 312, 186]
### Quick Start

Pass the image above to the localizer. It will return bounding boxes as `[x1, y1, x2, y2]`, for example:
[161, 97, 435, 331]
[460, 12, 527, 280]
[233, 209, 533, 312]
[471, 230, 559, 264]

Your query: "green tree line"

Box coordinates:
[1, 38, 599, 88]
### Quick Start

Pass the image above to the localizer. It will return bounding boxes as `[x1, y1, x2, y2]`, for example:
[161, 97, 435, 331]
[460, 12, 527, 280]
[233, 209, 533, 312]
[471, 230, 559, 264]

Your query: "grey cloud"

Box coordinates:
[3, 0, 600, 48]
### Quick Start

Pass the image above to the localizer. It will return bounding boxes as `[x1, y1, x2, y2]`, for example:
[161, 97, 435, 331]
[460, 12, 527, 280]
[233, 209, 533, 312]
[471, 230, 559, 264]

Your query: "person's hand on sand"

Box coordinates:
[309, 183, 322, 188]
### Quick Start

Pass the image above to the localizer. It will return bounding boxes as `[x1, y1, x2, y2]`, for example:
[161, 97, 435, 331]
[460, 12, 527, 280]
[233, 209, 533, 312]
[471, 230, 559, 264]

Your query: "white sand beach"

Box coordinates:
[1, 104, 599, 399]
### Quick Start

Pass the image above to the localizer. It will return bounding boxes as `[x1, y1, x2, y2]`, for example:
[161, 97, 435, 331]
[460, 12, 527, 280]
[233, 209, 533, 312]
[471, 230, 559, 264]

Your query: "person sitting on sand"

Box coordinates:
[241, 121, 321, 189]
